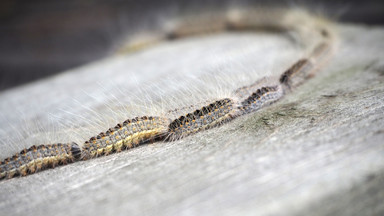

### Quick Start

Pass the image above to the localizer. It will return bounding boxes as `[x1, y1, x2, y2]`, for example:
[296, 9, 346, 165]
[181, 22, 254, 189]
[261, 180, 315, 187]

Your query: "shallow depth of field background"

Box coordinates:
[0, 0, 383, 90]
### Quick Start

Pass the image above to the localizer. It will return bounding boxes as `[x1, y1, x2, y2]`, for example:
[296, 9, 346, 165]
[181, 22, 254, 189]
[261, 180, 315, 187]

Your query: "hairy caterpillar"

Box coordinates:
[167, 98, 235, 141]
[0, 143, 81, 179]
[81, 116, 170, 159]
[0, 8, 336, 180]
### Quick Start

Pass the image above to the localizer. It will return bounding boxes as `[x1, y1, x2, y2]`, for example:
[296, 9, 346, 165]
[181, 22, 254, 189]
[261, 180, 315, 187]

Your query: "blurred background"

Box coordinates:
[0, 0, 383, 90]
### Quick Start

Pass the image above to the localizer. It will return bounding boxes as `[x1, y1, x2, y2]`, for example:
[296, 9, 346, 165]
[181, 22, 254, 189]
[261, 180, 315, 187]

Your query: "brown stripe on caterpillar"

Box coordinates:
[167, 98, 235, 141]
[279, 58, 315, 88]
[0, 142, 81, 180]
[237, 85, 283, 114]
[81, 116, 170, 160]
[279, 42, 333, 89]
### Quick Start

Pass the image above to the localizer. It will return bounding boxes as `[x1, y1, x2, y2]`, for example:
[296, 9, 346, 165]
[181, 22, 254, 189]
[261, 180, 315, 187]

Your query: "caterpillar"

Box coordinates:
[0, 143, 81, 179]
[81, 116, 170, 160]
[0, 8, 336, 180]
[167, 98, 235, 141]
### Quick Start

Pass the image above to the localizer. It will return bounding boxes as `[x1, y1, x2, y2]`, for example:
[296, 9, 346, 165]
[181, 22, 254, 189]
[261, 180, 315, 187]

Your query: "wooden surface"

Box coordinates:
[0, 24, 383, 216]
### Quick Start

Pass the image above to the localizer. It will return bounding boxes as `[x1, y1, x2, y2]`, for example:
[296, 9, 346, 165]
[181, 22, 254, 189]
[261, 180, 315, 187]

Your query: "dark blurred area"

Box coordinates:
[0, 0, 383, 90]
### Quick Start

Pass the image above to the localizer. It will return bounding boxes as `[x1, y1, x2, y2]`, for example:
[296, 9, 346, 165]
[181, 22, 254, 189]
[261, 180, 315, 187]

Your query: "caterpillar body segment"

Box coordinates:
[279, 58, 314, 89]
[167, 98, 236, 141]
[167, 85, 285, 141]
[237, 85, 284, 115]
[279, 42, 334, 89]
[81, 116, 171, 160]
[0, 143, 81, 179]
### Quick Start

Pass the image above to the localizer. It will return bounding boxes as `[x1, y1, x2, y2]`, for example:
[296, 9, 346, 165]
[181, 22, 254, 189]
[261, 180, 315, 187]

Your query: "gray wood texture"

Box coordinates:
[0, 24, 383, 216]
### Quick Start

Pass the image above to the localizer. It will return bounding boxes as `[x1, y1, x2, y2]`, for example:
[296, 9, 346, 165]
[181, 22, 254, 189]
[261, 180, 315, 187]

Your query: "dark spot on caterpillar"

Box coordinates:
[166, 31, 178, 40]
[320, 29, 329, 38]
[71, 143, 82, 160]
[279, 59, 310, 87]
